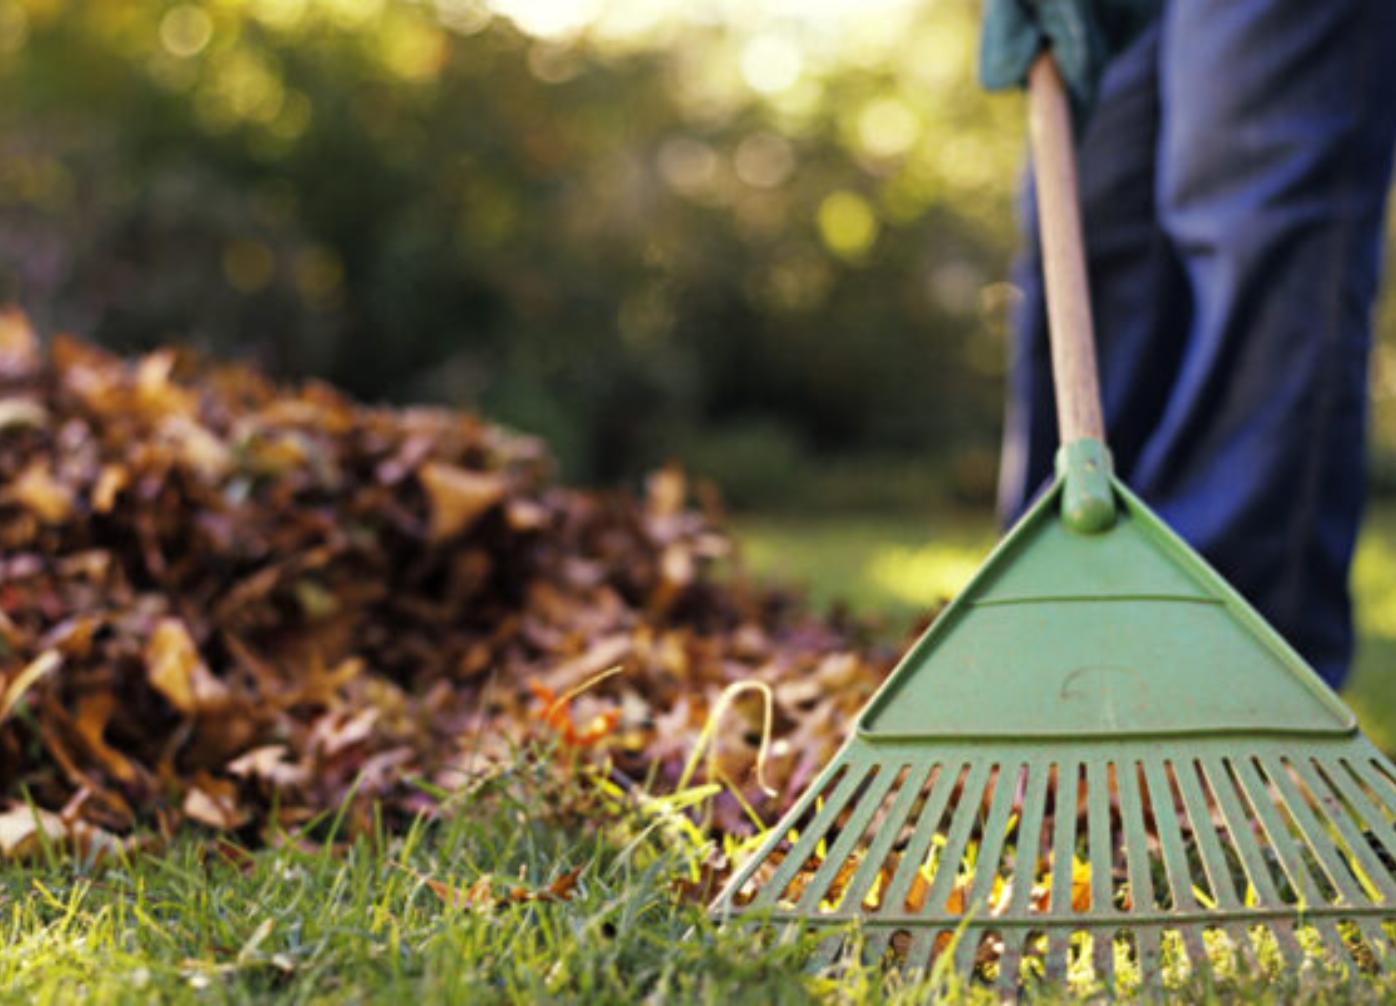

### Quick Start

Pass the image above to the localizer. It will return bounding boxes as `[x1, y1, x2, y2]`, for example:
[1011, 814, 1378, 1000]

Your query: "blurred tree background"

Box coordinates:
[1, 0, 1394, 511]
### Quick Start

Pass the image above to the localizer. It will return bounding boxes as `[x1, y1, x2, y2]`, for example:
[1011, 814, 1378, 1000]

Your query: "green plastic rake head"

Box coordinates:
[711, 56, 1396, 993]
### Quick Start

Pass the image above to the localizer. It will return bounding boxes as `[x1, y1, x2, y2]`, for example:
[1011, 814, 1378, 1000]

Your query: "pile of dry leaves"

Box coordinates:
[0, 308, 904, 855]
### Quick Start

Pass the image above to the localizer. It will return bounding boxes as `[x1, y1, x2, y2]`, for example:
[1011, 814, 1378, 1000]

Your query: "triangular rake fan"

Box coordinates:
[711, 56, 1396, 996]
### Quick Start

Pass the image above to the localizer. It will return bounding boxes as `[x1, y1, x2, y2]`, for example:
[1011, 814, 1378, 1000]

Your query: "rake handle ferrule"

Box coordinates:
[1028, 55, 1116, 532]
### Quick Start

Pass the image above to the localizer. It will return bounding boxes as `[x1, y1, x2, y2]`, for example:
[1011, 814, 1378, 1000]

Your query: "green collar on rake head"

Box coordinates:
[710, 443, 1394, 993]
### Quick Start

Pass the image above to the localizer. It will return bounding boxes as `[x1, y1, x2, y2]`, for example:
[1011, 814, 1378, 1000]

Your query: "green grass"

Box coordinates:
[0, 754, 983, 1005]
[9, 506, 1396, 1003]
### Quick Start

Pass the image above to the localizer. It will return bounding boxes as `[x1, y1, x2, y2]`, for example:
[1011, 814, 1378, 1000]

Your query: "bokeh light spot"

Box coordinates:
[734, 132, 795, 189]
[657, 136, 719, 198]
[158, 5, 213, 59]
[489, 0, 601, 39]
[857, 96, 919, 159]
[740, 33, 802, 95]
[223, 239, 275, 293]
[817, 190, 878, 261]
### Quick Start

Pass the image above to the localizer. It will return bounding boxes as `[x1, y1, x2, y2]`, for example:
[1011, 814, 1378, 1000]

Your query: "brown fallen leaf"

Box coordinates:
[73, 690, 141, 785]
[183, 775, 250, 830]
[145, 618, 231, 716]
[226, 745, 310, 789]
[9, 462, 73, 524]
[0, 802, 123, 861]
[427, 875, 494, 911]
[418, 461, 506, 541]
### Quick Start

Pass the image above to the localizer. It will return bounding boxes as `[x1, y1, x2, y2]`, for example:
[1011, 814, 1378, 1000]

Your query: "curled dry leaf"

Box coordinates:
[418, 461, 507, 541]
[183, 775, 250, 830]
[145, 619, 230, 716]
[0, 650, 61, 722]
[0, 802, 123, 861]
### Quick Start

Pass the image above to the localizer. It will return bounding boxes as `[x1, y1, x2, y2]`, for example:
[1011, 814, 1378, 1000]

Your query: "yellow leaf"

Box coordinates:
[418, 462, 506, 541]
[10, 461, 72, 524]
[91, 464, 129, 514]
[73, 690, 140, 784]
[0, 650, 61, 722]
[146, 618, 230, 715]
[1072, 856, 1092, 912]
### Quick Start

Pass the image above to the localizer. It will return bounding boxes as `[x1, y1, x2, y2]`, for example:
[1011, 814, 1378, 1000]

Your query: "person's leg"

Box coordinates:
[998, 21, 1190, 523]
[1141, 0, 1396, 687]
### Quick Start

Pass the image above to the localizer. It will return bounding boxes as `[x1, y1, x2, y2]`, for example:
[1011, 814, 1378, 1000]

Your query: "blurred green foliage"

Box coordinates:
[1, 0, 1393, 503]
[0, 0, 1023, 494]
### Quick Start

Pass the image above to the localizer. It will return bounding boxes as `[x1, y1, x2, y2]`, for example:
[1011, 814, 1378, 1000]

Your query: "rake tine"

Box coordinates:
[952, 925, 981, 977]
[1200, 758, 1284, 905]
[881, 763, 962, 914]
[1355, 759, 1396, 811]
[863, 928, 891, 965]
[1007, 763, 1050, 917]
[1351, 919, 1393, 973]
[1231, 758, 1325, 907]
[1117, 762, 1156, 912]
[842, 764, 934, 912]
[1265, 919, 1304, 970]
[1311, 760, 1396, 901]
[1222, 923, 1259, 974]
[1049, 761, 1079, 917]
[1086, 773, 1114, 982]
[1178, 924, 1211, 977]
[1133, 925, 1162, 989]
[1260, 756, 1369, 907]
[1044, 761, 1080, 983]
[1087, 761, 1114, 914]
[1311, 918, 1359, 975]
[996, 929, 1025, 998]
[1044, 930, 1072, 984]
[809, 931, 845, 969]
[795, 767, 901, 914]
[1292, 758, 1396, 904]
[1091, 928, 1114, 991]
[905, 929, 936, 974]
[1141, 761, 1207, 965]
[964, 762, 1023, 913]
[1338, 758, 1396, 848]
[1141, 762, 1197, 911]
[713, 756, 853, 913]
[749, 762, 872, 910]
[921, 761, 993, 915]
[1174, 760, 1239, 908]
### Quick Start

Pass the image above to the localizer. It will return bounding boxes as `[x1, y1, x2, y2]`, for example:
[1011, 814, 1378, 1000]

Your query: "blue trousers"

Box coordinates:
[999, 0, 1396, 688]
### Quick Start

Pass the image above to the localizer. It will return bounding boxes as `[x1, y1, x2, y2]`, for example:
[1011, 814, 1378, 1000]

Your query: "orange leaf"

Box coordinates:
[146, 618, 230, 716]
[428, 875, 493, 911]
[0, 307, 38, 369]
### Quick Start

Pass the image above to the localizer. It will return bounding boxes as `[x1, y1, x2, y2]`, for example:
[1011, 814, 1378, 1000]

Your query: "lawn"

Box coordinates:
[6, 504, 1396, 1004]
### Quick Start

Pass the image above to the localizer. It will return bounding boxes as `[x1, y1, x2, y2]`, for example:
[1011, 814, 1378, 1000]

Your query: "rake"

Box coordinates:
[710, 55, 1396, 993]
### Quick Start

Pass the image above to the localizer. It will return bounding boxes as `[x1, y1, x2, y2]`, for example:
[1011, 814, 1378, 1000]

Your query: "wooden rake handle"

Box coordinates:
[1027, 55, 1106, 446]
